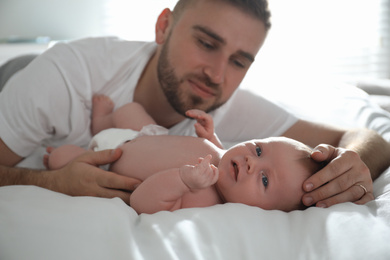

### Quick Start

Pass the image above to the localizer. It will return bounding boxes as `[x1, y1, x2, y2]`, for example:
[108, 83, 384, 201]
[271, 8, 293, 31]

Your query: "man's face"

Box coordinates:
[157, 0, 267, 115]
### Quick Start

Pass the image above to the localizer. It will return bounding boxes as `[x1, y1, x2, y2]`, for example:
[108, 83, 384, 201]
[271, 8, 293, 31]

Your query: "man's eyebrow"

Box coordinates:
[193, 25, 255, 63]
[193, 25, 225, 44]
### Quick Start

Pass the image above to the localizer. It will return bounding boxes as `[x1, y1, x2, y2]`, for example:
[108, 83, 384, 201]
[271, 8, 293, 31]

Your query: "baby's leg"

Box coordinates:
[91, 95, 115, 135]
[91, 95, 157, 135]
[112, 102, 156, 131]
[44, 145, 87, 170]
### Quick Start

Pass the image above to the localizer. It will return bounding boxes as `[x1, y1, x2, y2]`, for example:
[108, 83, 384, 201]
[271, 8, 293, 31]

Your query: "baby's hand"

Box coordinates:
[185, 109, 215, 140]
[186, 109, 223, 149]
[179, 154, 219, 191]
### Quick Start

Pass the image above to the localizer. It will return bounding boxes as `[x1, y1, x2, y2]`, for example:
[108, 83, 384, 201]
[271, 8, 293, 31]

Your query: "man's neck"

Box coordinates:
[133, 50, 186, 129]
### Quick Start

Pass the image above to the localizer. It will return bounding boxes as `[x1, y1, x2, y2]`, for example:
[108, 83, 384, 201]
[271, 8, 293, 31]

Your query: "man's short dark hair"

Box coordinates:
[172, 0, 271, 31]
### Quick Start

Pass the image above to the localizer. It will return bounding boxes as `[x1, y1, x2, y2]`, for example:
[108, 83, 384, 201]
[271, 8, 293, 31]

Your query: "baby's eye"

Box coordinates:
[256, 146, 262, 157]
[262, 174, 268, 187]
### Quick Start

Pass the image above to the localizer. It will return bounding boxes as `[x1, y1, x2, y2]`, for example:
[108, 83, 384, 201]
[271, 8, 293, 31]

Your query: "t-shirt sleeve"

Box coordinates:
[0, 38, 153, 159]
[212, 89, 298, 147]
[0, 42, 92, 157]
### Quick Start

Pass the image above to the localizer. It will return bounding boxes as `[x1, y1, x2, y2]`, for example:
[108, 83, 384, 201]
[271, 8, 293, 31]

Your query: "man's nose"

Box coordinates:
[203, 54, 226, 85]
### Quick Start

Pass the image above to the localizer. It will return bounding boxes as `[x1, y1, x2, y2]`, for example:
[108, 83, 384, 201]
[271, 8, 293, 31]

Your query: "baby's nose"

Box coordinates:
[245, 155, 256, 175]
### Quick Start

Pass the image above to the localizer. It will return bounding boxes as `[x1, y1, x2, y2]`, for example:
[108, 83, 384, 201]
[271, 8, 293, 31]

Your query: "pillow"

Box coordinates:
[0, 54, 37, 91]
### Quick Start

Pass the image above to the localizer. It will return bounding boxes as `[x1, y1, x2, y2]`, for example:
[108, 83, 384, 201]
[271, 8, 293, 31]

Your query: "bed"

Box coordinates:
[1, 72, 390, 259]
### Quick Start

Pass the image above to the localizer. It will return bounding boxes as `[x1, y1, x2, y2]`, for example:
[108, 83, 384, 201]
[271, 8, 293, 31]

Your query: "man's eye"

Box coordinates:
[256, 146, 262, 157]
[198, 39, 214, 50]
[232, 59, 245, 69]
[262, 174, 268, 187]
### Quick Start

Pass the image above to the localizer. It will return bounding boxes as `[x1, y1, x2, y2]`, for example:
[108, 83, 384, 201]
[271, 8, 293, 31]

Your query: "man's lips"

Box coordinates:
[188, 79, 216, 98]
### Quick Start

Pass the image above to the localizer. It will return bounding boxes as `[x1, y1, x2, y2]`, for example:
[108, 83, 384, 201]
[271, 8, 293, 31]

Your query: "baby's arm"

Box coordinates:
[179, 154, 219, 191]
[186, 109, 223, 149]
[130, 155, 218, 214]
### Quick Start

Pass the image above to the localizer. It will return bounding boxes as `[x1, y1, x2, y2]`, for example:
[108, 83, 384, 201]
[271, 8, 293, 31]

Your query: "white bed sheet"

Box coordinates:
[1, 176, 390, 260]
[1, 80, 390, 260]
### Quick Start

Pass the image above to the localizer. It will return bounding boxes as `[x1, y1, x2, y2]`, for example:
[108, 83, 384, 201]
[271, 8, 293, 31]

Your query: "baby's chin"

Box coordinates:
[283, 194, 306, 212]
[213, 183, 228, 204]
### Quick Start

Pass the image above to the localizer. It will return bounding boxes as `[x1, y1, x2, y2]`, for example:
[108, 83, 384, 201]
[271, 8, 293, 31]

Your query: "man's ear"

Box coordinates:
[155, 8, 173, 44]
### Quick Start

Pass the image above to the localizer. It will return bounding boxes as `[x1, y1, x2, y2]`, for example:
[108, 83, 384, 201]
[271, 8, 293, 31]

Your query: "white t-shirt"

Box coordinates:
[0, 37, 297, 168]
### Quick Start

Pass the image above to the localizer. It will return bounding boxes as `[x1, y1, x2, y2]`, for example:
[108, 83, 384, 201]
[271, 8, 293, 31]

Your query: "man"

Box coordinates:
[1, 0, 389, 208]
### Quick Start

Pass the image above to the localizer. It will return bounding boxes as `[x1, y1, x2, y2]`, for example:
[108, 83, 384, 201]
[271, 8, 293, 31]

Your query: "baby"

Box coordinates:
[45, 95, 322, 213]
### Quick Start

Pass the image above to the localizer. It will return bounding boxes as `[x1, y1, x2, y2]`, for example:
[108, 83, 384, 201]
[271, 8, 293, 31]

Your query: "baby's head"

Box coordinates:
[216, 137, 322, 212]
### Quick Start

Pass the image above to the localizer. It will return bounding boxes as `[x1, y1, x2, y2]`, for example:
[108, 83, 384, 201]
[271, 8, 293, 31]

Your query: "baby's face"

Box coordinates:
[216, 137, 314, 212]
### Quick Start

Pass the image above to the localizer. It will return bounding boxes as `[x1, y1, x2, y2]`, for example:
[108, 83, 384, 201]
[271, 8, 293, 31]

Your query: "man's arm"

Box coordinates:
[0, 139, 140, 204]
[0, 138, 23, 167]
[283, 119, 390, 207]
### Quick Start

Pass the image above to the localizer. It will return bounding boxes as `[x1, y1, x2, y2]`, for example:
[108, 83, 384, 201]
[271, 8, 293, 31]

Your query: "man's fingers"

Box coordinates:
[305, 144, 336, 191]
[302, 143, 374, 208]
[95, 187, 132, 205]
[303, 176, 373, 207]
[97, 170, 141, 191]
[310, 144, 334, 162]
[355, 192, 375, 205]
[91, 170, 141, 205]
[302, 158, 370, 206]
[304, 159, 349, 193]
[313, 184, 373, 208]
[305, 149, 364, 192]
[76, 148, 122, 166]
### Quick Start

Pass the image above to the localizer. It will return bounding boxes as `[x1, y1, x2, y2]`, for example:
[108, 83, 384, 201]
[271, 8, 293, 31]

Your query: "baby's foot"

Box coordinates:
[43, 145, 86, 170]
[43, 146, 54, 169]
[91, 95, 114, 135]
[92, 95, 114, 119]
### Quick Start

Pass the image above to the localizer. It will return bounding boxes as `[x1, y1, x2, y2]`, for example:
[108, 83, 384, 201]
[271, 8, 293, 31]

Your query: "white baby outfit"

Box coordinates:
[89, 125, 169, 152]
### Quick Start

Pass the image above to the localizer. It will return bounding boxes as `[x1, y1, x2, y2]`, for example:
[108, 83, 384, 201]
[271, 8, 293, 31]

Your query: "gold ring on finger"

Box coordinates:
[355, 184, 367, 199]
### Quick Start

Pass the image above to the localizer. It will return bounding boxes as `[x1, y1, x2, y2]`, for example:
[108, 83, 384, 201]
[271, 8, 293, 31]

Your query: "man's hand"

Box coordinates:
[51, 148, 141, 204]
[302, 144, 374, 208]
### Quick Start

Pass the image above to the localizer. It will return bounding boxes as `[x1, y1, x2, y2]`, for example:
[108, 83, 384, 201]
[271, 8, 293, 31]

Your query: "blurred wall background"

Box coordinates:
[0, 0, 388, 93]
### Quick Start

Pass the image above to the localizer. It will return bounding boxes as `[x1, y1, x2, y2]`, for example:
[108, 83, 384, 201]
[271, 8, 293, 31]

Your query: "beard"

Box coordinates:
[157, 35, 225, 117]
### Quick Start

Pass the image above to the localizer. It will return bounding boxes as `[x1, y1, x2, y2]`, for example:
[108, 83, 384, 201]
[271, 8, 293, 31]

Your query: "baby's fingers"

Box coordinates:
[209, 164, 219, 185]
[186, 109, 207, 119]
[198, 154, 212, 164]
